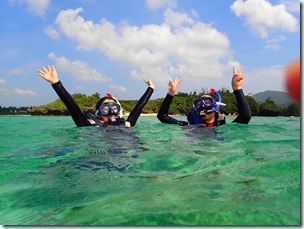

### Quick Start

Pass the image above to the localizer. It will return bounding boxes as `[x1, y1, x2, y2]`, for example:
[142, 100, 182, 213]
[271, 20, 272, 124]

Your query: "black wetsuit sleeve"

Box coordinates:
[52, 81, 91, 127]
[157, 93, 188, 125]
[232, 89, 251, 124]
[126, 87, 154, 126]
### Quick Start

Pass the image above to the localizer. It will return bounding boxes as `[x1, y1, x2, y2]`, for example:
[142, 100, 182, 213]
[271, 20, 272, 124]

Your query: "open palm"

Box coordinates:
[38, 65, 59, 84]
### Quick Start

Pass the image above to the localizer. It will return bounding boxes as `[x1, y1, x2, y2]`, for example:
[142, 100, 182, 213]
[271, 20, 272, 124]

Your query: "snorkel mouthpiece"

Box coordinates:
[107, 116, 121, 125]
[199, 111, 207, 118]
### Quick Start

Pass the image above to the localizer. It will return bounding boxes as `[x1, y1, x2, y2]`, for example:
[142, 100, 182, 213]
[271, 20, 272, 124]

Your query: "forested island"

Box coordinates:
[0, 89, 300, 117]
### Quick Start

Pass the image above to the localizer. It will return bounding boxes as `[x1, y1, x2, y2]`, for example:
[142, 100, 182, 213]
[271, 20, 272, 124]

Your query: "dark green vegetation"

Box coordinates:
[0, 89, 300, 116]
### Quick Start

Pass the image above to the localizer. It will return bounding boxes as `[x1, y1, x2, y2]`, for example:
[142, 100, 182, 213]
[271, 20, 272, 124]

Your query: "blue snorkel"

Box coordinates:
[207, 88, 225, 113]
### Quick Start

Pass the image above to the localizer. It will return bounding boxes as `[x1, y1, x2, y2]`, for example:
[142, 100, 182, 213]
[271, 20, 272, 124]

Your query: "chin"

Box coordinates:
[202, 113, 214, 121]
[202, 114, 210, 118]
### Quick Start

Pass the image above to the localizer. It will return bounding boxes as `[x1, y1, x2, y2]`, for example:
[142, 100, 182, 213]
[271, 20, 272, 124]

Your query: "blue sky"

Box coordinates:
[0, 0, 301, 107]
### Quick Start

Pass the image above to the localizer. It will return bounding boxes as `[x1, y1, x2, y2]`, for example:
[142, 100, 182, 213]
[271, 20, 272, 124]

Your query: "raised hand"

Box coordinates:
[231, 66, 245, 91]
[38, 65, 59, 84]
[144, 78, 155, 89]
[168, 77, 183, 96]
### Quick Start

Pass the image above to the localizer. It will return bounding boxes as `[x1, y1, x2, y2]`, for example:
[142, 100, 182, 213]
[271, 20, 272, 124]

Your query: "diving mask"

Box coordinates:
[193, 89, 226, 117]
[97, 102, 121, 117]
[193, 97, 216, 112]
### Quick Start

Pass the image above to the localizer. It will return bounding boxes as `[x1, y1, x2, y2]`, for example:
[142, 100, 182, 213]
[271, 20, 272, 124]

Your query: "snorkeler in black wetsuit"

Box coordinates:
[38, 65, 155, 127]
[157, 67, 251, 127]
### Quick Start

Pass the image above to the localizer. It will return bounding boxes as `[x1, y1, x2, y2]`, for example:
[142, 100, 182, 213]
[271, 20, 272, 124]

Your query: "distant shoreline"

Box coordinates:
[124, 113, 182, 117]
[0, 114, 300, 118]
[0, 114, 31, 116]
[0, 113, 183, 117]
[139, 113, 157, 116]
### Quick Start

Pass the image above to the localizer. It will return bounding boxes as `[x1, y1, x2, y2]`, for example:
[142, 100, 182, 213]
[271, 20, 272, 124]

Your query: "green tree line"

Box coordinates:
[0, 106, 32, 115]
[1, 89, 300, 116]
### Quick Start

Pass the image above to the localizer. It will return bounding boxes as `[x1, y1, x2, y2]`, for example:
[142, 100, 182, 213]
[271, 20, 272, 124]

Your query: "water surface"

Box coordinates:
[0, 116, 300, 225]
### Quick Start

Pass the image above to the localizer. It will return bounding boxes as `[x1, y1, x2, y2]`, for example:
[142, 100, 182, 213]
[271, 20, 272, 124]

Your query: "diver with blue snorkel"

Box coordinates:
[157, 67, 251, 127]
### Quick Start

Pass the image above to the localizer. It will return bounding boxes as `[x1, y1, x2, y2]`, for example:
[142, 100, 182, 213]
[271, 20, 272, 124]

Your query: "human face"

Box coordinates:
[193, 95, 216, 112]
[194, 95, 216, 123]
[99, 103, 120, 116]
[98, 99, 120, 121]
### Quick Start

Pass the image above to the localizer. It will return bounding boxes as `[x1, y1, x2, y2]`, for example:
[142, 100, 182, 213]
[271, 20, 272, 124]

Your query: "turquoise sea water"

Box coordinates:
[0, 115, 301, 226]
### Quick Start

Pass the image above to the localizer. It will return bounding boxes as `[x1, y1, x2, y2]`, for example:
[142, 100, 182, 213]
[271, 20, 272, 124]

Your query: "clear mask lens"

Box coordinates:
[193, 97, 215, 111]
[98, 103, 121, 116]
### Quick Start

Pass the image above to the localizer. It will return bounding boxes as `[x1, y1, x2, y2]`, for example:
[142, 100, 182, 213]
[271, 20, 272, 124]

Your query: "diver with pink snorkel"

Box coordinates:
[157, 67, 251, 127]
[38, 65, 155, 127]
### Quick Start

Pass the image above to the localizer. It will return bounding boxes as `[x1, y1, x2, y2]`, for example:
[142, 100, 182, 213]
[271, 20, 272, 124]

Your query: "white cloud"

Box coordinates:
[9, 0, 51, 17]
[0, 78, 6, 84]
[27, 0, 50, 17]
[264, 35, 286, 50]
[279, 0, 300, 13]
[231, 0, 298, 38]
[14, 88, 37, 96]
[52, 8, 236, 85]
[146, 0, 176, 10]
[48, 52, 112, 83]
[164, 9, 194, 27]
[109, 85, 128, 93]
[264, 44, 282, 50]
[190, 9, 199, 19]
[8, 0, 18, 5]
[0, 88, 10, 96]
[9, 68, 24, 75]
[44, 25, 61, 39]
[244, 65, 286, 93]
[266, 35, 286, 43]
